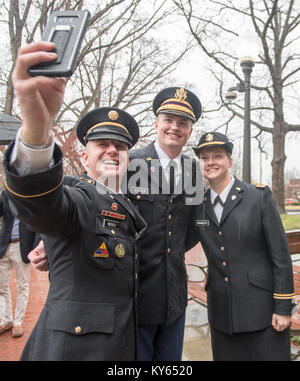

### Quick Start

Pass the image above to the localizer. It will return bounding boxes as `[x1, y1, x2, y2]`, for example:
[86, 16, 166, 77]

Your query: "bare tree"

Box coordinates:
[0, 0, 191, 176]
[174, 0, 300, 213]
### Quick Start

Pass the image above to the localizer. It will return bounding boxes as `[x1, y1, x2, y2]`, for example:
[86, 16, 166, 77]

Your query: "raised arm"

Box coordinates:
[12, 41, 66, 146]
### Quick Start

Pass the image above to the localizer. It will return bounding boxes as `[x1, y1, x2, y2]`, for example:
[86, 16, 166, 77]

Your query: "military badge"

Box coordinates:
[93, 242, 109, 258]
[108, 110, 119, 121]
[175, 88, 187, 101]
[256, 184, 266, 189]
[195, 220, 209, 227]
[103, 219, 120, 229]
[101, 210, 126, 220]
[231, 195, 237, 200]
[111, 203, 118, 211]
[206, 133, 214, 142]
[115, 243, 125, 258]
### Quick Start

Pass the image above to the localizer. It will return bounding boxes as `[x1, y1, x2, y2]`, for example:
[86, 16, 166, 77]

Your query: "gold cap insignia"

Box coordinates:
[108, 110, 119, 121]
[175, 88, 187, 102]
[206, 133, 214, 142]
[115, 243, 125, 258]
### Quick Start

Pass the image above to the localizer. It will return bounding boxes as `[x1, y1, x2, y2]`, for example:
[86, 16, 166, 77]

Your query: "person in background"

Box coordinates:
[192, 132, 294, 361]
[0, 190, 37, 338]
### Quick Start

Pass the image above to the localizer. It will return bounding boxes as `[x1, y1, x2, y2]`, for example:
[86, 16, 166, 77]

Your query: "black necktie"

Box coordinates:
[169, 160, 176, 194]
[213, 195, 224, 207]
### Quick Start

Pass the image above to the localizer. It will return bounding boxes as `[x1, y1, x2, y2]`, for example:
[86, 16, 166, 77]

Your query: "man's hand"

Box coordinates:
[28, 240, 48, 272]
[272, 313, 291, 332]
[12, 41, 66, 146]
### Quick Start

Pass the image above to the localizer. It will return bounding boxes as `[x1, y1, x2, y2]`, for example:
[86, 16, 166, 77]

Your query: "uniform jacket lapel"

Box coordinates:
[204, 189, 220, 227]
[219, 178, 244, 225]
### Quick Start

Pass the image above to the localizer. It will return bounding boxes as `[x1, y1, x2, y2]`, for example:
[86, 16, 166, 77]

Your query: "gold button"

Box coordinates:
[75, 326, 81, 334]
[225, 277, 229, 282]
[135, 254, 138, 260]
[219, 231, 222, 236]
[222, 261, 227, 267]
[136, 195, 141, 200]
[170, 199, 173, 203]
[168, 248, 171, 254]
[168, 231, 172, 237]
[111, 230, 115, 235]
[220, 246, 225, 251]
[168, 214, 172, 220]
[136, 273, 138, 279]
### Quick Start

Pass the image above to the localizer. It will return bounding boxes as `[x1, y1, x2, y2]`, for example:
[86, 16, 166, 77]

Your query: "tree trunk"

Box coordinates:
[271, 128, 286, 214]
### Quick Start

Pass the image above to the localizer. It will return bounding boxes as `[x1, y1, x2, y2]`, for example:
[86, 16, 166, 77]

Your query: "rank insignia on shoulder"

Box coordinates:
[115, 243, 125, 258]
[256, 184, 266, 189]
[94, 242, 109, 258]
[101, 210, 126, 220]
[80, 177, 96, 185]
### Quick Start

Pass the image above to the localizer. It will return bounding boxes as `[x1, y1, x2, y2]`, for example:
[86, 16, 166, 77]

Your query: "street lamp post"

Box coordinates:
[224, 57, 255, 184]
[240, 58, 254, 184]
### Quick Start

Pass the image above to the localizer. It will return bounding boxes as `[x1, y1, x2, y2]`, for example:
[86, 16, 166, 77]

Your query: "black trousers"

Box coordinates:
[210, 326, 291, 361]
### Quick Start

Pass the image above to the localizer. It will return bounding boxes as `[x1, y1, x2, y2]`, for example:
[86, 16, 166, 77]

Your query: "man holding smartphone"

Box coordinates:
[3, 41, 146, 360]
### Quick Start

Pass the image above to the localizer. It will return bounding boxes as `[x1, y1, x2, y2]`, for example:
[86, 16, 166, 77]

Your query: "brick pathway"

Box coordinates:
[0, 268, 49, 361]
[0, 243, 206, 361]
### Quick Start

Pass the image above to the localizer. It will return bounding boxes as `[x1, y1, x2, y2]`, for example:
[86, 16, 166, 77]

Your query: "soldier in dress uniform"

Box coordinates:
[192, 132, 294, 361]
[126, 87, 203, 360]
[2, 41, 146, 361]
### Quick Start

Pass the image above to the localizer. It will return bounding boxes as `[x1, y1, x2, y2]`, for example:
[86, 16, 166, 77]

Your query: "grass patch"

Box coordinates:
[280, 214, 300, 231]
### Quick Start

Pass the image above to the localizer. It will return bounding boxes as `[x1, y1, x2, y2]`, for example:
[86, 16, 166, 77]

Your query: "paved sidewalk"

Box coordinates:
[0, 242, 209, 361]
[0, 268, 49, 361]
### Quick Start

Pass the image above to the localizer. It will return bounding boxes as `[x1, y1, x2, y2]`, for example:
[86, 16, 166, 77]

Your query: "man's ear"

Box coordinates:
[154, 119, 159, 133]
[81, 150, 89, 169]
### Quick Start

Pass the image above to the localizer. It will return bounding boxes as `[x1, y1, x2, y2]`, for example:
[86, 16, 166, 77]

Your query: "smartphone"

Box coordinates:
[28, 10, 91, 77]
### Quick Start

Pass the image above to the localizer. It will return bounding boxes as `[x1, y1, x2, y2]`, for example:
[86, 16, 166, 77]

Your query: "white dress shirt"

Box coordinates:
[210, 176, 234, 223]
[154, 141, 182, 185]
[10, 129, 54, 176]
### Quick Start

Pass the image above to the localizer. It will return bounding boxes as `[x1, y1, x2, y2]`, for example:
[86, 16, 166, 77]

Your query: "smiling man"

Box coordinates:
[127, 87, 202, 361]
[3, 41, 147, 360]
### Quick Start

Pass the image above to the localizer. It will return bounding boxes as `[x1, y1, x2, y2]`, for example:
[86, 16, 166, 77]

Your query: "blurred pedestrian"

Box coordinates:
[0, 190, 37, 338]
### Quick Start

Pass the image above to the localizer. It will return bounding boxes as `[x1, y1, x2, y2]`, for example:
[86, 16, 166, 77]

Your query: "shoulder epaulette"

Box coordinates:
[79, 177, 96, 185]
[256, 184, 266, 189]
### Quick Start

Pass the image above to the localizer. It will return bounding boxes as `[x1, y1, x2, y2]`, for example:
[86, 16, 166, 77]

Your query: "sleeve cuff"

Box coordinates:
[10, 129, 55, 176]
